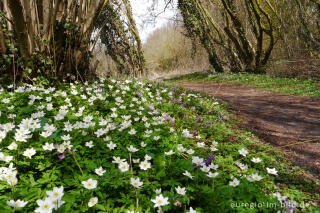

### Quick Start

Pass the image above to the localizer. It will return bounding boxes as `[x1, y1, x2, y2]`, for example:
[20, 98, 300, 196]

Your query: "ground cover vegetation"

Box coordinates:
[0, 78, 319, 212]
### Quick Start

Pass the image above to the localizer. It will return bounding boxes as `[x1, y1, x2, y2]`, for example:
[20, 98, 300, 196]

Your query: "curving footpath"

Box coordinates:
[177, 81, 320, 179]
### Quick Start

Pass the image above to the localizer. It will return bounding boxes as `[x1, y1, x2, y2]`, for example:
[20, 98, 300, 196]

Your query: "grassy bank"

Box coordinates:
[169, 72, 320, 97]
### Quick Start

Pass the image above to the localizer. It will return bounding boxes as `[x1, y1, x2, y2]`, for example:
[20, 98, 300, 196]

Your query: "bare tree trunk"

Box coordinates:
[0, 22, 7, 54]
[3, 0, 13, 31]
[8, 0, 30, 60]
[22, 0, 36, 53]
[36, 0, 43, 25]
[78, 0, 84, 25]
[43, 0, 52, 41]
[0, 1, 7, 54]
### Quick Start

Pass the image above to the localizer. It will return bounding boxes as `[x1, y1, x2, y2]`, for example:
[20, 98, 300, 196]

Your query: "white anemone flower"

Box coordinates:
[151, 194, 169, 208]
[107, 141, 117, 150]
[8, 142, 18, 150]
[144, 154, 152, 161]
[251, 157, 262, 163]
[130, 177, 143, 188]
[127, 145, 139, 152]
[139, 161, 151, 171]
[207, 172, 219, 178]
[165, 150, 174, 155]
[267, 168, 278, 175]
[46, 186, 64, 200]
[238, 148, 248, 157]
[229, 178, 240, 187]
[183, 171, 194, 179]
[85, 141, 94, 148]
[42, 143, 55, 151]
[6, 199, 28, 208]
[118, 162, 129, 172]
[35, 197, 54, 213]
[22, 148, 36, 159]
[95, 167, 106, 176]
[82, 179, 98, 189]
[188, 207, 197, 213]
[175, 186, 186, 195]
[128, 129, 136, 135]
[0, 153, 13, 163]
[250, 173, 263, 181]
[88, 197, 98, 207]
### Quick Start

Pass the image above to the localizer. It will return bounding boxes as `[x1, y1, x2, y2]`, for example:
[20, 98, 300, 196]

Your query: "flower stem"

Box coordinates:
[135, 189, 139, 209]
[72, 153, 84, 176]
[129, 153, 133, 175]
[196, 169, 199, 186]
[129, 153, 139, 209]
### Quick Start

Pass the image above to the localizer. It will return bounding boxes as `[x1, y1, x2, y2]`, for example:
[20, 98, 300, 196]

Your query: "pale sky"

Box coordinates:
[130, 0, 177, 42]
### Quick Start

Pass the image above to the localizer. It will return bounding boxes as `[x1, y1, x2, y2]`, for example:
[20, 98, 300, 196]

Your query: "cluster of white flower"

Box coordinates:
[14, 120, 36, 142]
[210, 140, 219, 152]
[246, 173, 263, 182]
[0, 163, 18, 186]
[0, 130, 6, 143]
[35, 186, 65, 213]
[0, 152, 13, 163]
[235, 161, 249, 172]
[182, 129, 193, 138]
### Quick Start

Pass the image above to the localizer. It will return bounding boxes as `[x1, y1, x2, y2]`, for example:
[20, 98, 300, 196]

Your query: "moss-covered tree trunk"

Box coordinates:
[178, 0, 224, 73]
[178, 0, 276, 74]
[123, 0, 145, 77]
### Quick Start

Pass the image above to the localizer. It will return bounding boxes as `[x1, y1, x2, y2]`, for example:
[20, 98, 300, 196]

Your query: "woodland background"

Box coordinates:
[0, 0, 319, 83]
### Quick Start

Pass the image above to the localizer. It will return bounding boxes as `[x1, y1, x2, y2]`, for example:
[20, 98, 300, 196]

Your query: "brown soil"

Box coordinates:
[177, 81, 320, 179]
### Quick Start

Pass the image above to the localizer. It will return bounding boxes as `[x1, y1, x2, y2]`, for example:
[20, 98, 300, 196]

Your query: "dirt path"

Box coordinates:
[177, 81, 320, 178]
